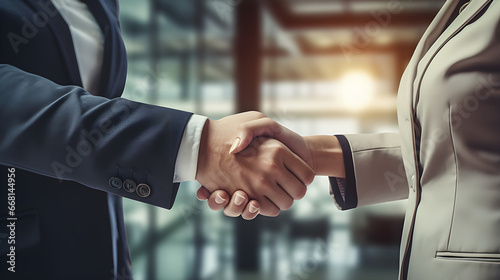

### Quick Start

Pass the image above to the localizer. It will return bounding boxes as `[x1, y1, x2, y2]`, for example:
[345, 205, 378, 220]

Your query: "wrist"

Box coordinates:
[195, 119, 233, 191]
[304, 135, 345, 178]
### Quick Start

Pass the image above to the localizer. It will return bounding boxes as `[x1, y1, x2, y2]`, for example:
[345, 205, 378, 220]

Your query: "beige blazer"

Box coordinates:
[333, 0, 500, 279]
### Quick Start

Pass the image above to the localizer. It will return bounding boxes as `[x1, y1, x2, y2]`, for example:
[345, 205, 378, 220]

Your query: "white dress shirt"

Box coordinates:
[52, 0, 206, 183]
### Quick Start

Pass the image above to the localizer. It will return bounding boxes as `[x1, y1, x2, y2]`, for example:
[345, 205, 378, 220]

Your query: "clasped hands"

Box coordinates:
[195, 111, 345, 220]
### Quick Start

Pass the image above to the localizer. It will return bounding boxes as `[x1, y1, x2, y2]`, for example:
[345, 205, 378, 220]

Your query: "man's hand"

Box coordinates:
[195, 112, 315, 217]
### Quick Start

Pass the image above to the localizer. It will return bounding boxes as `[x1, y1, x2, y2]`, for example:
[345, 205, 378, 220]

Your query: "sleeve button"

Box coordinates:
[136, 184, 151, 198]
[123, 179, 137, 193]
[109, 177, 123, 189]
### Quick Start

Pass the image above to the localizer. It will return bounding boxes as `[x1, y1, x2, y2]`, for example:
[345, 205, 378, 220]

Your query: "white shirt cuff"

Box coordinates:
[174, 114, 208, 183]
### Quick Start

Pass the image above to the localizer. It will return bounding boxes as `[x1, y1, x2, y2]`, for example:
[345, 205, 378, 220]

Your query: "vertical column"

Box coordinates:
[234, 0, 262, 113]
[234, 0, 263, 273]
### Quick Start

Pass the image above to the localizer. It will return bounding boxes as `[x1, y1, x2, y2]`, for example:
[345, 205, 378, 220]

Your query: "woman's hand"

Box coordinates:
[197, 188, 261, 220]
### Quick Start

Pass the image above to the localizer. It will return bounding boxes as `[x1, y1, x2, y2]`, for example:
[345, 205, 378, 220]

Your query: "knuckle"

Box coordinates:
[269, 208, 280, 217]
[250, 111, 266, 119]
[269, 120, 283, 135]
[268, 145, 284, 159]
[305, 172, 315, 186]
[265, 161, 279, 172]
[282, 200, 293, 210]
[239, 122, 250, 131]
[275, 143, 286, 153]
[257, 176, 270, 187]
[262, 118, 275, 130]
[295, 187, 307, 200]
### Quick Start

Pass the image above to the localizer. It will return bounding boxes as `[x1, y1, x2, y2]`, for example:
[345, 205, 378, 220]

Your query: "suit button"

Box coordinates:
[123, 179, 137, 193]
[137, 184, 151, 198]
[109, 177, 122, 189]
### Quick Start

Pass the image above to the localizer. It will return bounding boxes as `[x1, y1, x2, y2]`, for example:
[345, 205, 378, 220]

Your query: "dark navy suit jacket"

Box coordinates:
[0, 1, 192, 279]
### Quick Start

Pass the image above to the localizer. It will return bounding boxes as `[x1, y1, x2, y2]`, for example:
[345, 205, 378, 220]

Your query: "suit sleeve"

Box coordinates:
[329, 133, 409, 210]
[0, 64, 192, 209]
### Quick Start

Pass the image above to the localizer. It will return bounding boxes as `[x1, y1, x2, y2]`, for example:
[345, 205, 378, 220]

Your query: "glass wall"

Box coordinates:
[118, 1, 443, 279]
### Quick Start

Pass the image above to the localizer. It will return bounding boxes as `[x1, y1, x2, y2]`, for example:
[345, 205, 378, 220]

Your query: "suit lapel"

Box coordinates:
[25, 0, 127, 98]
[401, 0, 459, 111]
[81, 0, 112, 96]
[24, 0, 83, 87]
[83, 0, 128, 98]
[412, 0, 493, 107]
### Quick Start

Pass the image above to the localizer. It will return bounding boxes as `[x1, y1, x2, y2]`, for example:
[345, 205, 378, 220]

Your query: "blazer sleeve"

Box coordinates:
[329, 133, 409, 210]
[0, 64, 193, 209]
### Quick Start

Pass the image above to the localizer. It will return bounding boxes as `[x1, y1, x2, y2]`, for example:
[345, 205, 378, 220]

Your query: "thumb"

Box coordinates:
[229, 118, 279, 155]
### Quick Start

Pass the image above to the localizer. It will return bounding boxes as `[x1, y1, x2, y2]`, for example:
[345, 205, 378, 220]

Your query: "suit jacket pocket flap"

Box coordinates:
[436, 251, 500, 263]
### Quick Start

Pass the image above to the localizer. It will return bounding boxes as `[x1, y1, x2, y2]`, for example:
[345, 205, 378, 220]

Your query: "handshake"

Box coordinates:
[194, 111, 346, 220]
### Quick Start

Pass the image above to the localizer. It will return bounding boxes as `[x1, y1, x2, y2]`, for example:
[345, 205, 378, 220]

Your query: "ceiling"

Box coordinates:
[119, 0, 445, 82]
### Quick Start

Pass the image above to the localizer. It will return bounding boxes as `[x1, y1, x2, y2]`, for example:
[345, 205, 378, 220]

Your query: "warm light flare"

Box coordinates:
[339, 71, 375, 111]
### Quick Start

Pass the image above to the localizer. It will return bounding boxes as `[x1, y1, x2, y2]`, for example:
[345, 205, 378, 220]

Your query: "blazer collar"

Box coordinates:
[411, 0, 493, 108]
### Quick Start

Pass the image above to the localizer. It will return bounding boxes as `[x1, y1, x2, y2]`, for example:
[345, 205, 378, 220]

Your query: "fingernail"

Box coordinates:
[249, 204, 259, 214]
[234, 194, 245, 206]
[215, 194, 226, 204]
[229, 137, 241, 154]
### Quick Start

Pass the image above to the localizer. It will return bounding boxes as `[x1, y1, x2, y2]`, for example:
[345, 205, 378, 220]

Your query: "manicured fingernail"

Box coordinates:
[229, 137, 241, 154]
[249, 204, 259, 214]
[215, 194, 226, 204]
[234, 194, 245, 206]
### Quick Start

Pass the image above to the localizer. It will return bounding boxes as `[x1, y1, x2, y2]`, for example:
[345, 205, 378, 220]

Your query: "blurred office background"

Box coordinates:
[118, 0, 443, 279]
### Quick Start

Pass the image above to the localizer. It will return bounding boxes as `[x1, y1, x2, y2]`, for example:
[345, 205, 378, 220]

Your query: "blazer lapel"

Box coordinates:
[25, 0, 127, 98]
[396, 0, 458, 122]
[24, 0, 83, 87]
[412, 0, 493, 107]
[401, 0, 459, 111]
[83, 0, 128, 98]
